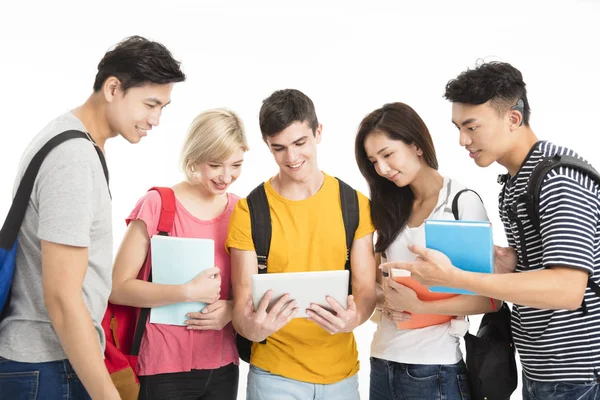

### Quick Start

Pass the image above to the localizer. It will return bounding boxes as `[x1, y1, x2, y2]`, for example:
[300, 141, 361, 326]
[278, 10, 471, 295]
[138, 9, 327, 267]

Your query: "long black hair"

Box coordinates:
[355, 102, 438, 253]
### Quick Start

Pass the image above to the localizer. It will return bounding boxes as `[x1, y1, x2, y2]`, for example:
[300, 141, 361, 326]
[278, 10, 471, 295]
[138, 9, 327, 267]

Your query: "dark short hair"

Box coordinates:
[259, 89, 319, 138]
[444, 61, 531, 126]
[355, 102, 438, 253]
[93, 35, 186, 92]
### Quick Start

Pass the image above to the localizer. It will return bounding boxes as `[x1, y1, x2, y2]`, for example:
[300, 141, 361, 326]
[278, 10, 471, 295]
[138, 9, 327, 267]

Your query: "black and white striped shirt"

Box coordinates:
[499, 141, 600, 383]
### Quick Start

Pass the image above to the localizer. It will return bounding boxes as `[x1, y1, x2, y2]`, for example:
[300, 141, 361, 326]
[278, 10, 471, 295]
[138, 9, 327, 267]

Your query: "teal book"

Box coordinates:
[424, 219, 493, 295]
[149, 236, 215, 326]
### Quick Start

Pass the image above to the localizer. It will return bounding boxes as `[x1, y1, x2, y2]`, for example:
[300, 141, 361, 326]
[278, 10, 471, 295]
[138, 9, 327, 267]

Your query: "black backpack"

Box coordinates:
[236, 177, 360, 363]
[502, 153, 600, 300]
[452, 188, 518, 400]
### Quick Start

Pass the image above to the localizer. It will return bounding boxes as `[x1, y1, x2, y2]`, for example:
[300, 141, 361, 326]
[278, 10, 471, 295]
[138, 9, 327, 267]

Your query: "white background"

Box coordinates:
[1, 1, 599, 398]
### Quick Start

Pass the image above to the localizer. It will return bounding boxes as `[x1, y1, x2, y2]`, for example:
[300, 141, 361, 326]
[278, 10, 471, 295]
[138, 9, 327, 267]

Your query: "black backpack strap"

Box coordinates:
[451, 188, 483, 221]
[336, 178, 359, 295]
[0, 130, 101, 249]
[243, 183, 271, 348]
[527, 154, 600, 233]
[247, 183, 271, 274]
[525, 154, 600, 304]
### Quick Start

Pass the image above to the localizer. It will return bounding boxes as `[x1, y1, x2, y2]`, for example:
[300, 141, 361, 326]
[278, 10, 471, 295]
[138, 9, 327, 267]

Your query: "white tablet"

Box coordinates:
[251, 270, 349, 318]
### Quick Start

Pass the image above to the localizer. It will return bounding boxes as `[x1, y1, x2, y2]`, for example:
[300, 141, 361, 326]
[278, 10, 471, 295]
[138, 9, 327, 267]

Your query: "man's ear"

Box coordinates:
[103, 77, 121, 103]
[314, 123, 323, 144]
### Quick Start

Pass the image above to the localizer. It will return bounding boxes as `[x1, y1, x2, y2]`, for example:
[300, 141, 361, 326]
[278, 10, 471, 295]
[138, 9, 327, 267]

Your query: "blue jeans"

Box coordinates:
[522, 372, 600, 400]
[247, 364, 360, 400]
[0, 356, 90, 400]
[369, 357, 471, 400]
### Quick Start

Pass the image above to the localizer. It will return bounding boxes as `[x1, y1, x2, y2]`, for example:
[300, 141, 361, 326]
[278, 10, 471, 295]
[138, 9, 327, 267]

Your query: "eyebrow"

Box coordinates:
[270, 136, 308, 148]
[367, 147, 390, 159]
[145, 97, 170, 107]
[209, 159, 245, 164]
[452, 118, 477, 127]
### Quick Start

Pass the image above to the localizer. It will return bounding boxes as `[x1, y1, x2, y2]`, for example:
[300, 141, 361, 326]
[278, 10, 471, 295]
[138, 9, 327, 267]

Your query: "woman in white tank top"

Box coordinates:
[354, 102, 500, 400]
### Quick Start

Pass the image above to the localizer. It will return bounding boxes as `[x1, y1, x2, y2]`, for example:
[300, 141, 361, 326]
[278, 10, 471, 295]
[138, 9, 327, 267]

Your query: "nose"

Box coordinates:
[459, 130, 472, 147]
[375, 160, 390, 177]
[148, 108, 163, 127]
[286, 147, 299, 163]
[220, 168, 233, 184]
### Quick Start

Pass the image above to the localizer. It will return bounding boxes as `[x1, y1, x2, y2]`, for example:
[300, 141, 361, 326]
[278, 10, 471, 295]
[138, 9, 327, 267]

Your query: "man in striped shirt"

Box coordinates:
[383, 61, 600, 400]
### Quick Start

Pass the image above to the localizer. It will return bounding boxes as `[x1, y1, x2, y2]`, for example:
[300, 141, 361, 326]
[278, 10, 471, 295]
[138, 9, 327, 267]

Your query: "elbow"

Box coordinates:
[564, 293, 586, 311]
[108, 279, 131, 305]
[43, 288, 78, 323]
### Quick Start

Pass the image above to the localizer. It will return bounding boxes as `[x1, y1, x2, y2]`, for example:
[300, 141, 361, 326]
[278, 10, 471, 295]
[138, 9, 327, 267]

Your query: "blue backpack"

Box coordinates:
[0, 130, 109, 319]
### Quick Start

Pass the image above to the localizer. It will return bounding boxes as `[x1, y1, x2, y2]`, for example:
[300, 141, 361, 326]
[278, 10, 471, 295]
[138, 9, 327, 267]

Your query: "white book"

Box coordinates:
[149, 236, 215, 326]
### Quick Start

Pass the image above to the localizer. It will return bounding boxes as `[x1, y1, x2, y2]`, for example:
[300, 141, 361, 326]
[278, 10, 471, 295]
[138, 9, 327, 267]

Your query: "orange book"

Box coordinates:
[390, 269, 457, 329]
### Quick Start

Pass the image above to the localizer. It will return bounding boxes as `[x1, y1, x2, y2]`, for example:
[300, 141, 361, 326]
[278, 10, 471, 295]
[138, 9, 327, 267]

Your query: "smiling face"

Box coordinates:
[451, 101, 515, 168]
[264, 120, 322, 183]
[104, 80, 174, 143]
[192, 147, 245, 195]
[363, 130, 423, 187]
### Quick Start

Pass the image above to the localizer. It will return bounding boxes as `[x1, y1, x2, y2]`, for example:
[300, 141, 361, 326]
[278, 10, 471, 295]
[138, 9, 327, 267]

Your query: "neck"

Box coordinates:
[497, 127, 539, 177]
[71, 93, 116, 152]
[272, 168, 325, 200]
[409, 166, 444, 202]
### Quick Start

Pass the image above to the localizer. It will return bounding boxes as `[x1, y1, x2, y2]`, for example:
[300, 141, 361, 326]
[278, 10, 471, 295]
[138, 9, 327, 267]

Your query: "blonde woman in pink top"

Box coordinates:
[110, 109, 248, 400]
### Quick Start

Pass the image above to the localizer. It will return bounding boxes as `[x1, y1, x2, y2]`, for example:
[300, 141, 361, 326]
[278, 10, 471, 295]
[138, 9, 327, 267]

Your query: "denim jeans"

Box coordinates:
[522, 372, 600, 400]
[0, 356, 90, 400]
[369, 357, 471, 400]
[139, 362, 239, 400]
[247, 364, 360, 400]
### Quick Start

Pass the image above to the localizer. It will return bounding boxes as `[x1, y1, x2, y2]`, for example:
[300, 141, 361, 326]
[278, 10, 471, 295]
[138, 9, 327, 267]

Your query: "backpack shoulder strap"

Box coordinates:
[527, 154, 600, 233]
[247, 183, 271, 274]
[148, 187, 177, 236]
[131, 186, 176, 356]
[525, 154, 600, 303]
[336, 178, 359, 295]
[0, 130, 92, 249]
[452, 188, 483, 220]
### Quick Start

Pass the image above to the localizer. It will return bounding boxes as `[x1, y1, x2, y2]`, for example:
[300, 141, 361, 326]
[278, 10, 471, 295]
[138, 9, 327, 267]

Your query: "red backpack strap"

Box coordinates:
[148, 187, 176, 235]
[130, 187, 176, 357]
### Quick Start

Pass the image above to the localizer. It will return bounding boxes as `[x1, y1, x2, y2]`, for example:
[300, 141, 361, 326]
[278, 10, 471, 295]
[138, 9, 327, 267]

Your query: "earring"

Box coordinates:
[191, 165, 197, 180]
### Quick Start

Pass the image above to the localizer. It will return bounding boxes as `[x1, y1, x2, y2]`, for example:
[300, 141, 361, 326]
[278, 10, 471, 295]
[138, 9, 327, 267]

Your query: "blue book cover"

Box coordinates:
[149, 236, 215, 326]
[424, 219, 493, 295]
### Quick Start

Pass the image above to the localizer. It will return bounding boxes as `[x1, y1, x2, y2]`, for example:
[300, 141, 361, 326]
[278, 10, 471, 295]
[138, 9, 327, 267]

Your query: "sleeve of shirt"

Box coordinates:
[36, 160, 96, 247]
[225, 198, 255, 254]
[354, 191, 375, 240]
[539, 169, 599, 275]
[125, 190, 162, 238]
[457, 190, 490, 222]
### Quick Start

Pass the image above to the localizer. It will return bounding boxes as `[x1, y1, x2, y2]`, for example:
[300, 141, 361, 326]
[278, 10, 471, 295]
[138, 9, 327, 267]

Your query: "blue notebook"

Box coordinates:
[424, 219, 493, 295]
[149, 236, 215, 326]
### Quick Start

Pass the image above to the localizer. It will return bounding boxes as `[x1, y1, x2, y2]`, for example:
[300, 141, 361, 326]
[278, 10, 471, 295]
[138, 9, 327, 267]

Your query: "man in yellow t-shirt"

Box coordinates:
[226, 89, 376, 400]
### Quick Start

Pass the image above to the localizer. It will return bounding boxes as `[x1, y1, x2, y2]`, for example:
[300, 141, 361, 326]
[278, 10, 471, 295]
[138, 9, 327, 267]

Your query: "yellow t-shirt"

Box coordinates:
[226, 173, 374, 384]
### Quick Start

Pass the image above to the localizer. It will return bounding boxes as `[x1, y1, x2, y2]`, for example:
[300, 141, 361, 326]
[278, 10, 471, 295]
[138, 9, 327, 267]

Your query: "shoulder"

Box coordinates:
[449, 179, 482, 205]
[536, 143, 600, 198]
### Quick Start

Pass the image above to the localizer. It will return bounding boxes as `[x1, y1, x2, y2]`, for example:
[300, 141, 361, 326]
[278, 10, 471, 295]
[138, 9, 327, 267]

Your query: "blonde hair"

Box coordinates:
[180, 108, 249, 181]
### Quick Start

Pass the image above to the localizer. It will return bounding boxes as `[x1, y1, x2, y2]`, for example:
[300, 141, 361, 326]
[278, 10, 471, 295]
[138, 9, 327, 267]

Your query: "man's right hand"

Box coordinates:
[184, 267, 222, 303]
[242, 291, 298, 342]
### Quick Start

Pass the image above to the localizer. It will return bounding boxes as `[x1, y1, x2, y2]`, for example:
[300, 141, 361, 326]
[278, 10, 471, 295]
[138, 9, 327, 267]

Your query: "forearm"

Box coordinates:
[110, 279, 189, 308]
[454, 268, 584, 310]
[415, 295, 499, 316]
[46, 294, 118, 400]
[354, 287, 377, 325]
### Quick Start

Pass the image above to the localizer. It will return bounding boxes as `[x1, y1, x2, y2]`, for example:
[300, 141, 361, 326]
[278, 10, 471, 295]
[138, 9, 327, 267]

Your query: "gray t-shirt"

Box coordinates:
[0, 112, 112, 362]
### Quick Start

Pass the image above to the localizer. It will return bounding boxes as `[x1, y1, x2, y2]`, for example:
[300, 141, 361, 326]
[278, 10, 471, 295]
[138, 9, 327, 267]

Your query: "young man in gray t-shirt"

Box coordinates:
[0, 36, 185, 400]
